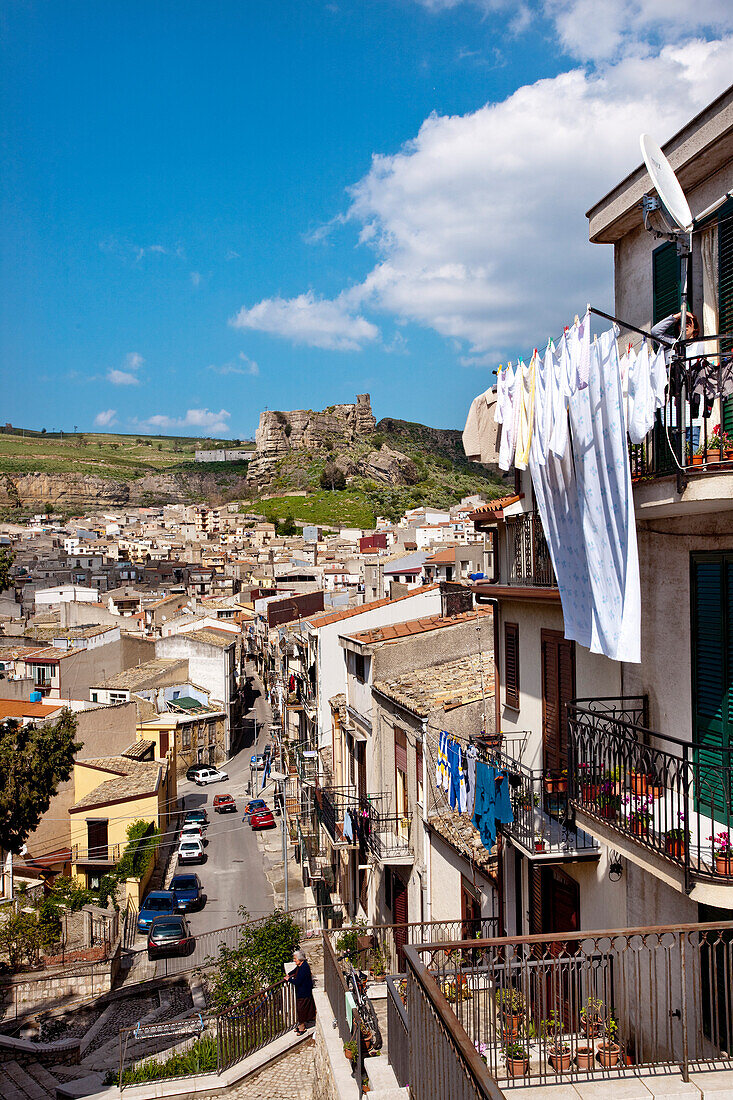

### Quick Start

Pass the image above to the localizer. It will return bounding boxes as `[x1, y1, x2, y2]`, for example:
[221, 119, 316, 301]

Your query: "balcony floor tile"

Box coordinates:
[572, 1079, 655, 1099]
[689, 1070, 733, 1097]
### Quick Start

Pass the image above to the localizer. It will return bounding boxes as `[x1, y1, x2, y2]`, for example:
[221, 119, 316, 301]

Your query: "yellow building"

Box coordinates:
[69, 733, 177, 902]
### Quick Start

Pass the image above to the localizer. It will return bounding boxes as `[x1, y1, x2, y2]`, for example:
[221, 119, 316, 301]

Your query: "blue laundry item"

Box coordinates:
[446, 738, 462, 811]
[465, 747, 478, 817]
[472, 761, 498, 849]
[343, 809, 354, 842]
[494, 772, 514, 825]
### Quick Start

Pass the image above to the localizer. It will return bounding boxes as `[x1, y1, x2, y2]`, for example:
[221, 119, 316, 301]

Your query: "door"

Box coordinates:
[528, 865, 580, 1031]
[541, 631, 576, 776]
[391, 871, 409, 969]
[691, 554, 733, 817]
[87, 819, 109, 862]
[461, 877, 481, 939]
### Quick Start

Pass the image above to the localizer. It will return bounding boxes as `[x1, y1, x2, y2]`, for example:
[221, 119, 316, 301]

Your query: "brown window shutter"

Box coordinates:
[542, 635, 560, 772]
[558, 639, 576, 763]
[394, 727, 408, 773]
[416, 740, 423, 787]
[505, 622, 520, 708]
[528, 863, 543, 935]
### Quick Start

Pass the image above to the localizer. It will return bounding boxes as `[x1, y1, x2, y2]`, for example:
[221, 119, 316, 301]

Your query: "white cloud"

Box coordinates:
[94, 409, 118, 427]
[107, 369, 140, 386]
[209, 353, 260, 376]
[125, 352, 144, 370]
[280, 39, 731, 363]
[143, 408, 232, 435]
[190, 271, 201, 287]
[230, 289, 379, 351]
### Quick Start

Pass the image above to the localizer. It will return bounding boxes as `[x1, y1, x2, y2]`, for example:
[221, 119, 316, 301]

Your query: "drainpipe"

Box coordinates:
[421, 718, 431, 925]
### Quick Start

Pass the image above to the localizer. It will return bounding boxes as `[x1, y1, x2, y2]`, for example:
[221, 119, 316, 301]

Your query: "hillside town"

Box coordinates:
[2, 9, 733, 1100]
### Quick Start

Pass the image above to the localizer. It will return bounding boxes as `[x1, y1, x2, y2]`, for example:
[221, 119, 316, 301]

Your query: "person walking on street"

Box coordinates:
[289, 948, 316, 1033]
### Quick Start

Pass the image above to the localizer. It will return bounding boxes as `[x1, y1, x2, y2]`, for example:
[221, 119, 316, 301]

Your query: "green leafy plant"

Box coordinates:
[497, 987, 525, 1016]
[604, 1015, 619, 1042]
[207, 907, 301, 1008]
[539, 1009, 565, 1040]
[502, 1039, 527, 1061]
[336, 920, 368, 964]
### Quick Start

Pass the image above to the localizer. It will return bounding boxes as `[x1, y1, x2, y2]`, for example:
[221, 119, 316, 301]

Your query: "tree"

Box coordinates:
[0, 548, 15, 592]
[0, 711, 80, 853]
[208, 907, 301, 1008]
[320, 461, 346, 491]
[278, 513, 296, 536]
[43, 503, 53, 516]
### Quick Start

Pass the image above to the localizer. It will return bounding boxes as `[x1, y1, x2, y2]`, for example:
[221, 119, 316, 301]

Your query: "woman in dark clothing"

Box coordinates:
[289, 949, 316, 1033]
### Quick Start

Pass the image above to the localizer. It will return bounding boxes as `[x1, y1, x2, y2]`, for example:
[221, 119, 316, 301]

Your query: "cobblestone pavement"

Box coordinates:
[198, 1038, 316, 1099]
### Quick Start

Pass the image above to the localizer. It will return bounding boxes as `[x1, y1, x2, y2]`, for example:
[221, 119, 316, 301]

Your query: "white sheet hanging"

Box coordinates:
[549, 332, 572, 458]
[568, 327, 640, 663]
[627, 341, 653, 444]
[498, 361, 518, 471]
[514, 352, 538, 470]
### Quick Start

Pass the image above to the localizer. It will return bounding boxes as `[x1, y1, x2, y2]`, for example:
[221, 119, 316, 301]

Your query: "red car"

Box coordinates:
[213, 794, 237, 813]
[250, 808, 276, 830]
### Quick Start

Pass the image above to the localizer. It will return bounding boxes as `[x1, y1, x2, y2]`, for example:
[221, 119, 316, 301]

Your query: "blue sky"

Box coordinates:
[2, 1, 731, 438]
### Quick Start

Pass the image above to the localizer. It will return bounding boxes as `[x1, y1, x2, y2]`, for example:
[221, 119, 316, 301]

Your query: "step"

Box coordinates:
[23, 1065, 61, 1094]
[1, 1061, 53, 1100]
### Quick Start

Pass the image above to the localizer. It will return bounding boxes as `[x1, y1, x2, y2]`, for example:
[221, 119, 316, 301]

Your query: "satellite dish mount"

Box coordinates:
[639, 133, 693, 328]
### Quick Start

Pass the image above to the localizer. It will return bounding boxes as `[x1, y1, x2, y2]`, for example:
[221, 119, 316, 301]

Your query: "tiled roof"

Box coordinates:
[424, 546, 458, 565]
[468, 495, 521, 520]
[373, 652, 494, 717]
[92, 657, 188, 690]
[305, 584, 439, 629]
[71, 756, 162, 811]
[344, 607, 492, 646]
[427, 809, 498, 872]
[176, 629, 235, 649]
[0, 700, 64, 720]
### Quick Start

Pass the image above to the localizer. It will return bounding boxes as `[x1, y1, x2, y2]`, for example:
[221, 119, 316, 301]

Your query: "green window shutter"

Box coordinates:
[718, 201, 733, 431]
[653, 242, 681, 324]
[691, 553, 732, 817]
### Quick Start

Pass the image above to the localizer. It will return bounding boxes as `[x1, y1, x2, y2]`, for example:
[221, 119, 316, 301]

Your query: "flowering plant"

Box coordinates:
[665, 814, 690, 842]
[709, 831, 733, 857]
[623, 793, 653, 825]
[697, 424, 733, 456]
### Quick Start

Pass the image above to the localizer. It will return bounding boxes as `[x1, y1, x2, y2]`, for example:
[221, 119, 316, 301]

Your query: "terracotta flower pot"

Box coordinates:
[575, 1046, 595, 1070]
[598, 1041, 620, 1067]
[502, 1013, 522, 1040]
[630, 820, 647, 836]
[598, 805, 617, 822]
[707, 449, 722, 462]
[665, 837, 685, 861]
[549, 1048, 572, 1073]
[629, 772, 648, 796]
[506, 1057, 529, 1078]
[715, 854, 733, 876]
[691, 455, 703, 466]
[581, 782, 601, 801]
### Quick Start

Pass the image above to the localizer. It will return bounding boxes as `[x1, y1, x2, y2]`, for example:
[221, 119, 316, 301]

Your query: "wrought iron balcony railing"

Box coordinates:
[315, 785, 375, 848]
[400, 920, 733, 1094]
[506, 512, 556, 587]
[368, 811, 414, 864]
[568, 696, 733, 891]
[496, 748, 599, 860]
[72, 843, 121, 864]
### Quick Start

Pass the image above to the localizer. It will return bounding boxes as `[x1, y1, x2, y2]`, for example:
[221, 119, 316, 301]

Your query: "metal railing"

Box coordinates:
[368, 811, 413, 862]
[408, 921, 733, 1090]
[316, 785, 379, 848]
[507, 513, 556, 588]
[71, 843, 122, 863]
[324, 915, 501, 981]
[568, 697, 733, 892]
[217, 979, 296, 1070]
[323, 932, 367, 1098]
[386, 975, 409, 1088]
[495, 750, 600, 860]
[628, 351, 733, 480]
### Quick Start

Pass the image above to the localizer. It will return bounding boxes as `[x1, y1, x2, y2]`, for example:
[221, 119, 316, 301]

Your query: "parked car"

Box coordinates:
[147, 915, 195, 960]
[244, 798, 268, 816]
[194, 767, 229, 785]
[137, 891, 177, 933]
[249, 754, 266, 770]
[184, 809, 209, 828]
[186, 764, 209, 782]
[250, 808, 276, 830]
[169, 874, 206, 912]
[180, 822, 205, 843]
[213, 793, 237, 813]
[177, 837, 206, 864]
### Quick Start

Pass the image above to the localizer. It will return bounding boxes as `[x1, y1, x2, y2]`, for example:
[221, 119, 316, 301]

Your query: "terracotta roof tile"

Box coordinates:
[344, 606, 491, 646]
[305, 584, 439, 629]
[373, 651, 494, 717]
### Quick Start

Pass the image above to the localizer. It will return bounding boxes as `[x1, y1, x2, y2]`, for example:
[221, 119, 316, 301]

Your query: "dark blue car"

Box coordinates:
[169, 873, 206, 912]
[137, 890, 176, 933]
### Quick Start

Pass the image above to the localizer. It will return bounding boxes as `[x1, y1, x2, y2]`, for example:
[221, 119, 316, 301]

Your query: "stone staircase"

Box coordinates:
[0, 1061, 105, 1100]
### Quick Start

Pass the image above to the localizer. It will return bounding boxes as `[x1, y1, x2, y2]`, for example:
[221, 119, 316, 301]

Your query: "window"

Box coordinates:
[31, 664, 52, 686]
[91, 692, 98, 703]
[541, 630, 576, 775]
[354, 653, 366, 683]
[86, 819, 108, 861]
[109, 692, 127, 705]
[504, 622, 520, 709]
[719, 200, 733, 432]
[652, 240, 682, 324]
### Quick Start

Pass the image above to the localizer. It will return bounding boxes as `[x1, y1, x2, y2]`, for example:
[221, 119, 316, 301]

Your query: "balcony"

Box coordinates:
[72, 843, 122, 864]
[368, 810, 414, 865]
[397, 920, 733, 1096]
[506, 512, 556, 588]
[496, 748, 600, 862]
[568, 697, 733, 895]
[315, 785, 371, 848]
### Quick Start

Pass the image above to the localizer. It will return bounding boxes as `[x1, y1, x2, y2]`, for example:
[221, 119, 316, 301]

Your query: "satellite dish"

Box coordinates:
[640, 134, 693, 234]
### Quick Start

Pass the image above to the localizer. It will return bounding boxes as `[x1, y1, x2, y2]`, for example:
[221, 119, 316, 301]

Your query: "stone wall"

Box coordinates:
[0, 941, 121, 1021]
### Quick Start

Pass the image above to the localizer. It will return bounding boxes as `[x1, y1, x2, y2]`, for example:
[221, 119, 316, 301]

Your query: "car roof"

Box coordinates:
[171, 874, 199, 884]
[150, 915, 186, 928]
[179, 838, 202, 846]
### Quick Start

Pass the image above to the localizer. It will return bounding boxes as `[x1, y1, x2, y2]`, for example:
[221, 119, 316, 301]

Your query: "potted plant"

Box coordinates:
[497, 988, 525, 1038]
[596, 782, 620, 821]
[597, 1017, 620, 1067]
[580, 996, 604, 1038]
[534, 823, 548, 853]
[575, 1045, 595, 1071]
[665, 820, 690, 861]
[548, 1040, 572, 1073]
[623, 793, 653, 836]
[578, 764, 601, 802]
[628, 769, 649, 796]
[709, 832, 733, 875]
[539, 1009, 565, 1042]
[344, 1039, 358, 1064]
[502, 1040, 529, 1078]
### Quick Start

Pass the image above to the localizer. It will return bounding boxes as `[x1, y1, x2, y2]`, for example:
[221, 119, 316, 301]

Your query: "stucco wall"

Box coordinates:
[429, 829, 495, 924]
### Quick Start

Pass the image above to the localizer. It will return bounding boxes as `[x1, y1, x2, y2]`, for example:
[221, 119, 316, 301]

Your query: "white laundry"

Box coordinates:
[567, 309, 591, 391]
[494, 366, 506, 424]
[650, 345, 668, 411]
[627, 341, 654, 445]
[549, 332, 572, 458]
[618, 343, 635, 430]
[568, 328, 641, 663]
[530, 341, 553, 468]
[498, 361, 518, 471]
[514, 352, 538, 470]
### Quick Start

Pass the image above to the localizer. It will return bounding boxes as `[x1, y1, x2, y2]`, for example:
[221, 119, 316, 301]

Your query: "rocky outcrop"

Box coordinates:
[247, 394, 377, 489]
[362, 445, 419, 486]
[0, 469, 251, 510]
